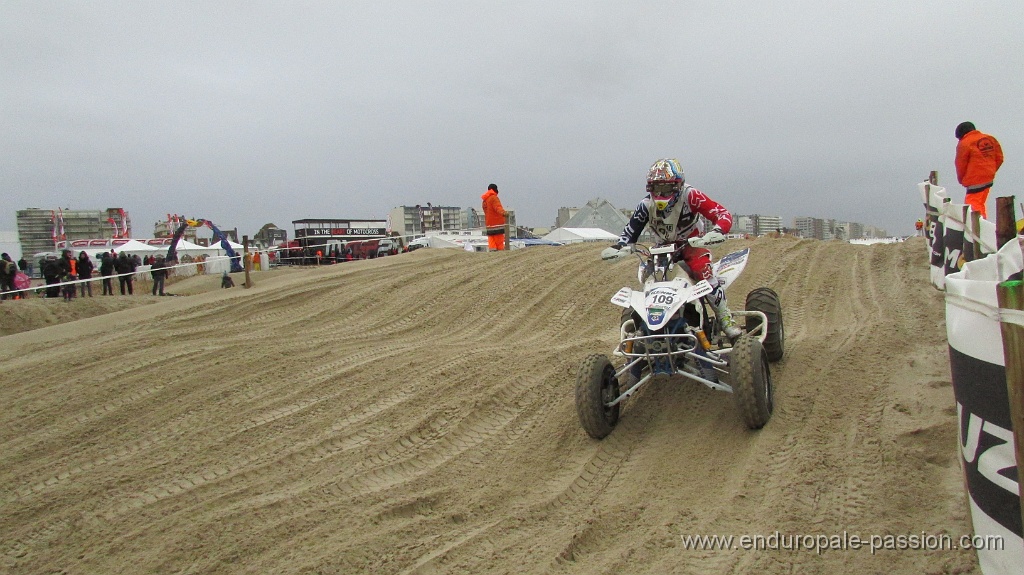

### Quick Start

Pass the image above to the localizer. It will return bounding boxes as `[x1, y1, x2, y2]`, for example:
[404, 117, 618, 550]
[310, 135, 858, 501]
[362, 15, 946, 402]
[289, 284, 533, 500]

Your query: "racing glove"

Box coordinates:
[702, 227, 726, 246]
[601, 243, 631, 260]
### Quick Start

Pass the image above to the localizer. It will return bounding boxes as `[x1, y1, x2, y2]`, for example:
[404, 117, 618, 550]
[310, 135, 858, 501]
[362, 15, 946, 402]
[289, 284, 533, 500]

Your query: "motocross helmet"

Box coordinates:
[646, 158, 685, 217]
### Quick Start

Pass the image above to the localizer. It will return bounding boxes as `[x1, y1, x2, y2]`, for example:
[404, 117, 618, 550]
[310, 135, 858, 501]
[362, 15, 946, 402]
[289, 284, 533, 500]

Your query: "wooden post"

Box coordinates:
[929, 170, 938, 186]
[504, 222, 510, 251]
[971, 210, 983, 258]
[242, 235, 253, 288]
[996, 277, 1024, 535]
[923, 181, 933, 244]
[997, 196, 1017, 250]
[943, 196, 951, 246]
[961, 205, 975, 263]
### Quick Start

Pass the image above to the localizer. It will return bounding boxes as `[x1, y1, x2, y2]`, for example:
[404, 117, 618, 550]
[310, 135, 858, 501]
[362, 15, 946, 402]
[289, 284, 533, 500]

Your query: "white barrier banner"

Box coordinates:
[922, 181, 949, 289]
[921, 181, 998, 291]
[942, 200, 967, 278]
[945, 238, 1024, 574]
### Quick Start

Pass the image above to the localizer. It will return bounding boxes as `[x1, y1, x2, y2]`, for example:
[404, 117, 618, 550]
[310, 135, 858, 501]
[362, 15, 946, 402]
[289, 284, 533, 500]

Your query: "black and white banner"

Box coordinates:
[920, 181, 997, 290]
[945, 238, 1024, 574]
[942, 201, 966, 278]
[921, 181, 947, 288]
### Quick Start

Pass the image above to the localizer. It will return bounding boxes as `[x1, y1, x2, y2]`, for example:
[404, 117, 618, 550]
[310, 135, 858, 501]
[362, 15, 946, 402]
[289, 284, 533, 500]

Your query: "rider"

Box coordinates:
[607, 158, 742, 338]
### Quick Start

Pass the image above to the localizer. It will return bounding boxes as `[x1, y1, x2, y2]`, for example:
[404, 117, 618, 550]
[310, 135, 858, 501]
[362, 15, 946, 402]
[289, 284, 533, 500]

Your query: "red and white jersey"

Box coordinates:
[618, 185, 733, 246]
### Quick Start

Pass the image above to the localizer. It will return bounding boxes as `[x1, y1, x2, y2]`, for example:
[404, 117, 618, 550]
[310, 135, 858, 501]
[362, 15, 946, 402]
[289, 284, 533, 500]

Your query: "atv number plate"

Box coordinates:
[644, 287, 677, 308]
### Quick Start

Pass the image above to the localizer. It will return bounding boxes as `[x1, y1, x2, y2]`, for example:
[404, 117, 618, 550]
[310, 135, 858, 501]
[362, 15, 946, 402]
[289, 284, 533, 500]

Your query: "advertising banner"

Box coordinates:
[945, 239, 1024, 574]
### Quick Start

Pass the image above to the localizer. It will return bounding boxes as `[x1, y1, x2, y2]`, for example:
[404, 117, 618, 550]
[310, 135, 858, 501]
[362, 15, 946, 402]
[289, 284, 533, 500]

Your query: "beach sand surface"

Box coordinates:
[0, 237, 979, 574]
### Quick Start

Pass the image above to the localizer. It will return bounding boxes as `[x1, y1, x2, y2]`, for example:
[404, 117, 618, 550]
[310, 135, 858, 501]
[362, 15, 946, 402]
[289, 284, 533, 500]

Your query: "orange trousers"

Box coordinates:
[488, 234, 505, 251]
[965, 188, 990, 219]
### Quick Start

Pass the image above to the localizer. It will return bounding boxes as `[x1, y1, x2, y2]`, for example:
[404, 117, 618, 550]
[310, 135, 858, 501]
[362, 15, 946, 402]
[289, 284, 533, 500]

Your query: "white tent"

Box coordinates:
[113, 239, 159, 252]
[200, 255, 234, 275]
[541, 227, 619, 244]
[172, 238, 205, 250]
[208, 238, 245, 251]
[170, 238, 215, 255]
[412, 236, 462, 249]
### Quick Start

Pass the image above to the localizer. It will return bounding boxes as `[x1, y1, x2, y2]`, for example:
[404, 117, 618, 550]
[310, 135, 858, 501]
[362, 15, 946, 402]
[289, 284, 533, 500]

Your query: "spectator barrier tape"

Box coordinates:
[3, 255, 244, 298]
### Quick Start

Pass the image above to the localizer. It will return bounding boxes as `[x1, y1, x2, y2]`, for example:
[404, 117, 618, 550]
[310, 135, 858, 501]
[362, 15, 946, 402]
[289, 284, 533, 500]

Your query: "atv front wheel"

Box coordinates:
[730, 335, 773, 429]
[745, 287, 784, 362]
[575, 354, 620, 439]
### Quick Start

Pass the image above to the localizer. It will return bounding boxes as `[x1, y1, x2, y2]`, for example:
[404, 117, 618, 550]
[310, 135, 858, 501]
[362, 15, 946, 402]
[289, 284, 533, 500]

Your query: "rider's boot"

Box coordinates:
[709, 286, 742, 339]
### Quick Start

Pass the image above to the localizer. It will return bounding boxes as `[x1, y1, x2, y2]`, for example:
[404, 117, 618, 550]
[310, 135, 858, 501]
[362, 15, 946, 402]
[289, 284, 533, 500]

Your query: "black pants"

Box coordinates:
[119, 276, 133, 295]
[102, 275, 114, 295]
[45, 275, 60, 298]
[152, 276, 165, 296]
[63, 276, 77, 300]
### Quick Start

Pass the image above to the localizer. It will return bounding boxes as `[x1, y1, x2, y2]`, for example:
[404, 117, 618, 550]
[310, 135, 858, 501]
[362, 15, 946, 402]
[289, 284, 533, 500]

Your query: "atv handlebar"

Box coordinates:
[687, 230, 726, 248]
[603, 232, 724, 262]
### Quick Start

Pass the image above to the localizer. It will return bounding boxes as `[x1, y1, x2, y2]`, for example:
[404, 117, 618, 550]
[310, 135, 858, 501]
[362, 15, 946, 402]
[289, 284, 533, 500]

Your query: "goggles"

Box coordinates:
[649, 182, 678, 196]
[649, 182, 679, 212]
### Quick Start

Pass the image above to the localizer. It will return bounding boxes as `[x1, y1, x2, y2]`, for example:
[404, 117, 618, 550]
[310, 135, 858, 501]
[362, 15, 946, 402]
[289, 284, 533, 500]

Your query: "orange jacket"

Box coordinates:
[956, 130, 1004, 189]
[481, 189, 507, 227]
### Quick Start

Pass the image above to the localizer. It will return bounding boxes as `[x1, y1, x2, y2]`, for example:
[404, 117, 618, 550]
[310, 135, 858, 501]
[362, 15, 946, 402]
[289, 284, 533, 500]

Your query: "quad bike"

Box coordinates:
[575, 237, 784, 439]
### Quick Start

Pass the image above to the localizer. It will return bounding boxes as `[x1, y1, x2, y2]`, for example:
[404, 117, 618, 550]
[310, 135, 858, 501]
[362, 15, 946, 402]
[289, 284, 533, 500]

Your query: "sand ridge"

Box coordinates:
[0, 237, 978, 574]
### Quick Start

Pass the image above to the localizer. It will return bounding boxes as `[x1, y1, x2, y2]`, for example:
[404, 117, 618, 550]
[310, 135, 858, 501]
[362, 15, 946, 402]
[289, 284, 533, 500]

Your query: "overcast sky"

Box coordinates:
[3, 1, 1022, 239]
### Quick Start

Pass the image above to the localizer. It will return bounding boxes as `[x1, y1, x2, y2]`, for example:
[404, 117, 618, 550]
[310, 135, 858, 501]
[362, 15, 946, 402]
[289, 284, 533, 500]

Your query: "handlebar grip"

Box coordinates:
[601, 246, 624, 260]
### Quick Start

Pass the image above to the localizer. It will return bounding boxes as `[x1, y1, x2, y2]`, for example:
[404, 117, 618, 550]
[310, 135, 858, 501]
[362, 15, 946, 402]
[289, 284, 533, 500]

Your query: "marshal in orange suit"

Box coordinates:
[481, 183, 510, 251]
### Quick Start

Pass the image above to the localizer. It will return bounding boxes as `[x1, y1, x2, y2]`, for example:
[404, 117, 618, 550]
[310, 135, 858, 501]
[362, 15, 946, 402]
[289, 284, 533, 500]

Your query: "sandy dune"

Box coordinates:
[0, 237, 979, 574]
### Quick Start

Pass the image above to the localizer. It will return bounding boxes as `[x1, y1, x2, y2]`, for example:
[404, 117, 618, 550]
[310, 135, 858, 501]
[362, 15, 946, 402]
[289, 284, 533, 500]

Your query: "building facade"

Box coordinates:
[753, 215, 783, 236]
[731, 214, 782, 236]
[153, 214, 198, 241]
[732, 215, 754, 235]
[462, 207, 483, 231]
[17, 207, 131, 257]
[847, 221, 864, 240]
[793, 216, 886, 240]
[254, 225, 288, 248]
[863, 225, 888, 238]
[793, 216, 831, 240]
[388, 205, 514, 240]
[388, 205, 466, 238]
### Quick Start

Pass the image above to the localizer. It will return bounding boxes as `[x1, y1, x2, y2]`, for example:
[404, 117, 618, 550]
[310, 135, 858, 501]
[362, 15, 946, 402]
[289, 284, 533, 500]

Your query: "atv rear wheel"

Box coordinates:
[730, 335, 773, 429]
[575, 354, 620, 439]
[745, 287, 784, 362]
